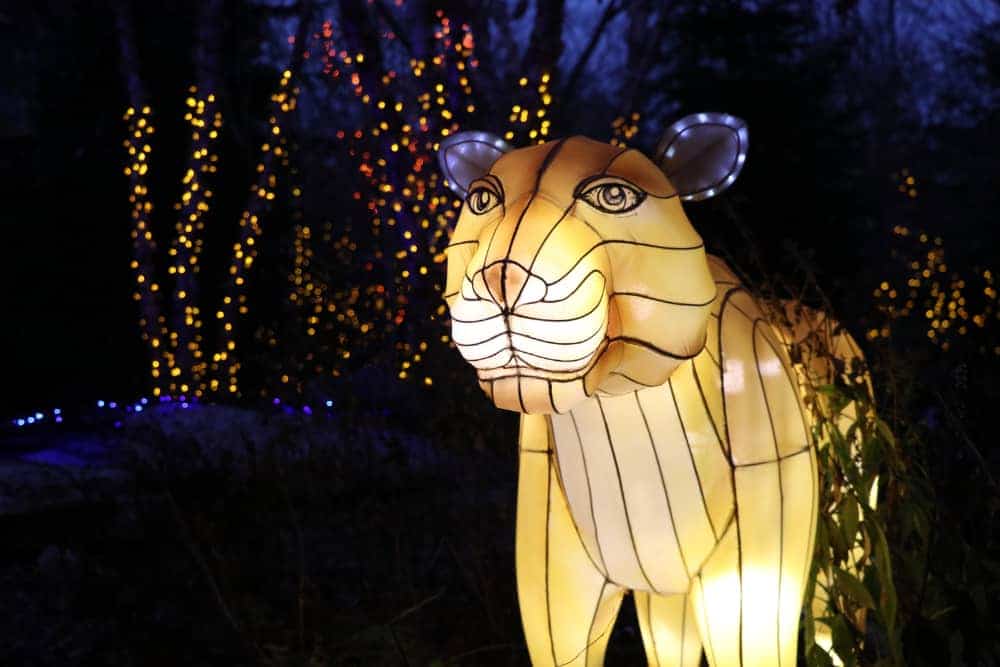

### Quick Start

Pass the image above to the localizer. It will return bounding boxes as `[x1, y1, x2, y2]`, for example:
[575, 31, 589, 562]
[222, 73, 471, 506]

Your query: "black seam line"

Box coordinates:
[727, 302, 760, 325]
[569, 411, 610, 574]
[594, 394, 659, 593]
[668, 376, 719, 540]
[452, 269, 607, 326]
[560, 582, 619, 667]
[480, 215, 506, 304]
[752, 319, 785, 667]
[608, 370, 659, 387]
[547, 427, 609, 578]
[512, 314, 608, 346]
[449, 310, 503, 325]
[692, 361, 728, 458]
[579, 580, 607, 667]
[475, 339, 611, 385]
[512, 338, 606, 364]
[703, 347, 722, 369]
[647, 593, 661, 667]
[757, 327, 814, 443]
[680, 592, 689, 664]
[519, 145, 629, 308]
[444, 239, 479, 250]
[474, 325, 707, 384]
[510, 298, 604, 324]
[725, 297, 770, 329]
[547, 380, 558, 414]
[540, 270, 606, 305]
[459, 277, 489, 303]
[681, 595, 687, 665]
[635, 391, 692, 579]
[550, 240, 705, 286]
[696, 575, 719, 667]
[457, 321, 606, 354]
[688, 511, 737, 581]
[514, 346, 598, 368]
[728, 306, 813, 445]
[611, 334, 707, 360]
[443, 290, 458, 299]
[458, 348, 512, 364]
[508, 289, 604, 322]
[611, 291, 717, 308]
[502, 138, 569, 316]
[467, 239, 703, 296]
[716, 287, 744, 666]
[520, 448, 551, 454]
[451, 312, 606, 347]
[663, 122, 745, 196]
[516, 374, 527, 413]
[468, 257, 536, 288]
[800, 446, 819, 609]
[545, 456, 557, 667]
[511, 199, 576, 309]
[716, 287, 744, 456]
[732, 445, 811, 468]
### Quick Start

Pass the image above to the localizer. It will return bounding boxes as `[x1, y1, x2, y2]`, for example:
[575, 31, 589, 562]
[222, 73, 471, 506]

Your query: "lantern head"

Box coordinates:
[438, 113, 748, 414]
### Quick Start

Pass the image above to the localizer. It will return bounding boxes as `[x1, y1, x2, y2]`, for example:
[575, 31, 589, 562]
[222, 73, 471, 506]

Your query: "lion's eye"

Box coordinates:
[467, 187, 500, 215]
[580, 182, 645, 214]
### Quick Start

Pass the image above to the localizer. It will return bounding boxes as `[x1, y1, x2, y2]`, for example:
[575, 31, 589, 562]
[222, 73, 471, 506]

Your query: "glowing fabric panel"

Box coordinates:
[438, 115, 864, 666]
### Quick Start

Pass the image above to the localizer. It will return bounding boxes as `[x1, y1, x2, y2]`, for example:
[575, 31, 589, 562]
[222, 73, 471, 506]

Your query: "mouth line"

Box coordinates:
[469, 347, 599, 372]
[475, 339, 612, 383]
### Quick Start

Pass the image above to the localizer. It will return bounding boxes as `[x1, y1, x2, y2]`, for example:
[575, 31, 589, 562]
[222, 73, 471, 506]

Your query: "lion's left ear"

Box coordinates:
[437, 131, 512, 198]
[652, 112, 748, 202]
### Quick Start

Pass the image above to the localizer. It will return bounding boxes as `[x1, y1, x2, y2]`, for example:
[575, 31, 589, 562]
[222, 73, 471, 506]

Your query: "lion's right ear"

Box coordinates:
[652, 113, 748, 202]
[437, 131, 512, 198]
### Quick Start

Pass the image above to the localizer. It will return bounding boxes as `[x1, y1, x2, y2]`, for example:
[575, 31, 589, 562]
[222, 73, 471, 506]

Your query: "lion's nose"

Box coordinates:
[484, 261, 528, 310]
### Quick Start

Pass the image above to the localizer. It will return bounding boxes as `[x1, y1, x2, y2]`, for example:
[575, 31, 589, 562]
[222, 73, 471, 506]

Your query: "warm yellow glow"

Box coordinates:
[439, 118, 845, 665]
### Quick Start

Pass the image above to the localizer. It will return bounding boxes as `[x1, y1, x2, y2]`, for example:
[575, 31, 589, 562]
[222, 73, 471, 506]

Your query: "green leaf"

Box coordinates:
[841, 496, 860, 548]
[808, 644, 836, 667]
[875, 418, 896, 448]
[829, 616, 857, 667]
[835, 568, 875, 609]
[868, 518, 897, 634]
[827, 515, 849, 564]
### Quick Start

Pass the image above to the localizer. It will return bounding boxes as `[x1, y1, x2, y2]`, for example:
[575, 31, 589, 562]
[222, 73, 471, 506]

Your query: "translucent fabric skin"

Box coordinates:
[440, 123, 851, 667]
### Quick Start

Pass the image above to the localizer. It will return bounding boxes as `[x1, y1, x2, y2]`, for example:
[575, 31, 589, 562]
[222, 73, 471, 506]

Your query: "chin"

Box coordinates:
[472, 346, 619, 414]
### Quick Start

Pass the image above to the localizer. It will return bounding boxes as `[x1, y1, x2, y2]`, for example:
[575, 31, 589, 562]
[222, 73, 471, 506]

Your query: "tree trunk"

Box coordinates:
[169, 0, 225, 395]
[210, 0, 313, 397]
[113, 0, 163, 392]
[522, 0, 566, 79]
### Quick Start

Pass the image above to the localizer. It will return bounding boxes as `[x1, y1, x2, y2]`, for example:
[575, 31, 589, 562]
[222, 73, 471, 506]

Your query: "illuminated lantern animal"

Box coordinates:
[437, 115, 854, 666]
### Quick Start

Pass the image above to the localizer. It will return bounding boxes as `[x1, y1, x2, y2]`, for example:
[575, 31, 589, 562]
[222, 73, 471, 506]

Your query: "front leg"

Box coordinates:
[691, 448, 818, 667]
[691, 289, 820, 666]
[517, 413, 625, 667]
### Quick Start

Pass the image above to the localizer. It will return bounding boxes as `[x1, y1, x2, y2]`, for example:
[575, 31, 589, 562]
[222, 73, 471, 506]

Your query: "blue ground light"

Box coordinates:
[3, 396, 339, 468]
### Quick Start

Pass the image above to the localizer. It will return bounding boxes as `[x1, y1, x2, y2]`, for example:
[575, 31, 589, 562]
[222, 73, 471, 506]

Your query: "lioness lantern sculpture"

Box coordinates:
[438, 114, 823, 667]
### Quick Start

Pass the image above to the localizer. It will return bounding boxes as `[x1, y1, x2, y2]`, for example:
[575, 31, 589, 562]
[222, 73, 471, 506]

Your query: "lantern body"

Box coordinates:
[439, 121, 849, 666]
